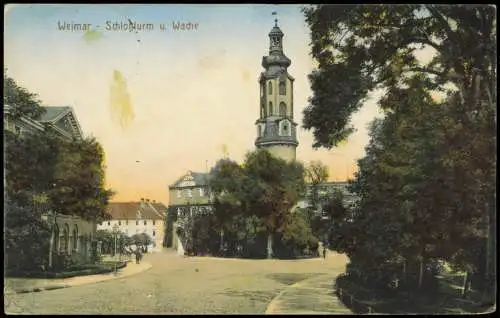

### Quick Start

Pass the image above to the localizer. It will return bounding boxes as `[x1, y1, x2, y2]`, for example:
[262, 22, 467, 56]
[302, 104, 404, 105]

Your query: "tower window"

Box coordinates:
[268, 82, 273, 95]
[279, 102, 287, 117]
[268, 102, 273, 116]
[279, 81, 286, 95]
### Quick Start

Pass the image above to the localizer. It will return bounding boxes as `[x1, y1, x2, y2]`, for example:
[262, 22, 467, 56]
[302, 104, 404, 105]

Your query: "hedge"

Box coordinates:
[6, 261, 127, 279]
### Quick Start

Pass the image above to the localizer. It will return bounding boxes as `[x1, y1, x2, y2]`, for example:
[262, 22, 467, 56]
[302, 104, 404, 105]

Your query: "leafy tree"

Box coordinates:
[5, 74, 116, 272]
[95, 229, 115, 254]
[277, 212, 319, 259]
[4, 197, 52, 272]
[303, 4, 496, 303]
[131, 233, 153, 253]
[50, 137, 115, 223]
[305, 160, 329, 212]
[209, 150, 306, 259]
[4, 69, 45, 120]
[302, 4, 496, 148]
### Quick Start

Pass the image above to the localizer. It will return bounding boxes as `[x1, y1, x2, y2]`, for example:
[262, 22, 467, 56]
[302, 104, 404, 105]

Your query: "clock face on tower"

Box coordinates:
[273, 37, 280, 46]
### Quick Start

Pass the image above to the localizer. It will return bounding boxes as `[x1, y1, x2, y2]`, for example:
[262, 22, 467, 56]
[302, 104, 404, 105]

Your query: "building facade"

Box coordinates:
[168, 171, 213, 255]
[4, 104, 96, 262]
[255, 19, 298, 162]
[98, 199, 166, 252]
[295, 182, 359, 219]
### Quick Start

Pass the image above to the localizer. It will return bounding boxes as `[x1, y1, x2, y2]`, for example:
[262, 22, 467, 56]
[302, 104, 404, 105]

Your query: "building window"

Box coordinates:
[268, 102, 273, 116]
[136, 220, 139, 225]
[144, 220, 147, 226]
[279, 102, 287, 117]
[118, 221, 121, 226]
[153, 231, 156, 237]
[153, 220, 156, 226]
[108, 221, 111, 226]
[187, 189, 192, 198]
[199, 188, 204, 196]
[268, 81, 273, 95]
[126, 220, 128, 225]
[279, 80, 286, 95]
[176, 190, 181, 198]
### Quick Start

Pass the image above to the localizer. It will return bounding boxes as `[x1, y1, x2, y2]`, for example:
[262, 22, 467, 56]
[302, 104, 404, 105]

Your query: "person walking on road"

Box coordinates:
[135, 249, 142, 264]
[323, 245, 327, 259]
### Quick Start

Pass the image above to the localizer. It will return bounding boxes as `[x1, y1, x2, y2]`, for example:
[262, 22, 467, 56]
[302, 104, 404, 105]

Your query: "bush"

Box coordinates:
[5, 261, 127, 278]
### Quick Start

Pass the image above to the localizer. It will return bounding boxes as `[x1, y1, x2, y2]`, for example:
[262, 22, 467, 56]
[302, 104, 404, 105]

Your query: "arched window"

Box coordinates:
[268, 81, 273, 95]
[73, 225, 78, 250]
[279, 102, 287, 117]
[279, 80, 286, 95]
[268, 102, 273, 116]
[261, 104, 265, 118]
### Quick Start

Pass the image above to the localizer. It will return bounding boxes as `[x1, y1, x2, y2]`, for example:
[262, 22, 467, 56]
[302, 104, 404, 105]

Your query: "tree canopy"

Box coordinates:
[303, 4, 496, 303]
[302, 4, 496, 149]
[208, 149, 308, 258]
[4, 68, 46, 120]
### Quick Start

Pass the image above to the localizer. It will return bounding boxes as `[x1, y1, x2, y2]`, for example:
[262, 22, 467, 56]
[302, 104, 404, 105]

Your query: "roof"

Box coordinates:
[107, 202, 164, 220]
[151, 202, 167, 213]
[170, 171, 210, 188]
[39, 106, 71, 122]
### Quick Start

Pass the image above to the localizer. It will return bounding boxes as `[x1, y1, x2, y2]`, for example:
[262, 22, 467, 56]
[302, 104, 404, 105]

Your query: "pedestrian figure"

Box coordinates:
[135, 250, 139, 264]
[323, 246, 327, 259]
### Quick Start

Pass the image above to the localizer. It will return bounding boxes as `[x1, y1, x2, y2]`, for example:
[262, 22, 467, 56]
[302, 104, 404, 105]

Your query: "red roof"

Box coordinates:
[107, 202, 164, 220]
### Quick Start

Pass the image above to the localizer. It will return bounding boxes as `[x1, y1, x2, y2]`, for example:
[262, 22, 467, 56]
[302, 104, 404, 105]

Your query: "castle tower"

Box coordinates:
[254, 17, 298, 162]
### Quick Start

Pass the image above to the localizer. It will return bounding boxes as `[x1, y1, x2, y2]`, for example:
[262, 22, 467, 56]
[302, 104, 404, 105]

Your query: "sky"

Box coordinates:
[4, 4, 427, 204]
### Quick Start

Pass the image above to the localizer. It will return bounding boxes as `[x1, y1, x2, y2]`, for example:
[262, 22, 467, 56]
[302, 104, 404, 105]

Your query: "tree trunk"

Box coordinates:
[48, 213, 57, 270]
[462, 271, 470, 298]
[267, 233, 273, 259]
[49, 229, 54, 269]
[418, 258, 424, 290]
[220, 228, 224, 253]
[482, 196, 496, 305]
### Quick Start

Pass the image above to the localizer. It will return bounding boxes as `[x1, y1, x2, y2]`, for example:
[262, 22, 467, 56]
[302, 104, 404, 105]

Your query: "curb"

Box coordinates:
[5, 284, 71, 295]
[265, 273, 350, 315]
[265, 273, 328, 314]
[5, 262, 152, 295]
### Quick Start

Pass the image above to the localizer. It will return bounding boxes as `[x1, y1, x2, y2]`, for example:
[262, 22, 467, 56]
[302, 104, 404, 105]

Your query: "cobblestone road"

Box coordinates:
[4, 250, 348, 314]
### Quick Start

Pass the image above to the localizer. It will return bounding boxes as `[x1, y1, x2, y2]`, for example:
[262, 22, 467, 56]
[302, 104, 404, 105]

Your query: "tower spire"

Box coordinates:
[272, 11, 278, 27]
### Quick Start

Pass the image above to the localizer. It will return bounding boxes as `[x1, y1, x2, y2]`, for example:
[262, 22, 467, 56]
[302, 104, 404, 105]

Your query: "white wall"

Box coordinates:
[97, 218, 163, 251]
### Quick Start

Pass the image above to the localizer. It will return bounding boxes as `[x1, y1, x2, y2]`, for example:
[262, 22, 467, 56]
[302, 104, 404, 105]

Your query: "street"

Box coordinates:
[4, 250, 348, 314]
